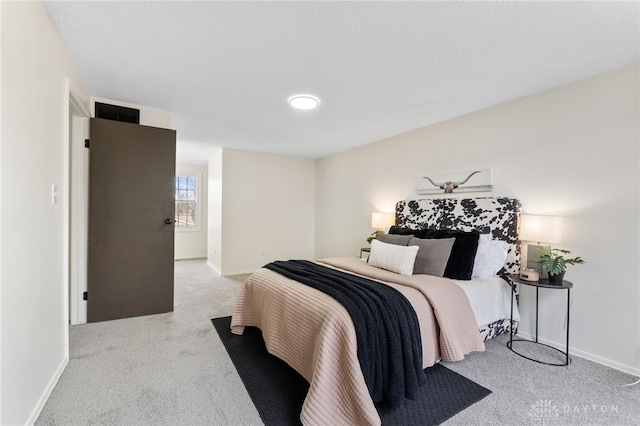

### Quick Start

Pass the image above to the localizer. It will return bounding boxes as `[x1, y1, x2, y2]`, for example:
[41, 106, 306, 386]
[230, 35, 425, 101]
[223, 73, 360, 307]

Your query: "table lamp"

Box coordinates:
[371, 212, 395, 232]
[519, 214, 563, 279]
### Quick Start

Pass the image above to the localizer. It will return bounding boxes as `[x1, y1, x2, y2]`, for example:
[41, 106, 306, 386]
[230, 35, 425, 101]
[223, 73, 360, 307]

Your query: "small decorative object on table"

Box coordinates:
[519, 267, 539, 282]
[536, 248, 585, 284]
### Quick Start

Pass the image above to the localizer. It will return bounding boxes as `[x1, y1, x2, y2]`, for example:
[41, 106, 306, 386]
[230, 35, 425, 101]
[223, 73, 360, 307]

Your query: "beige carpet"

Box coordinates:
[36, 260, 261, 426]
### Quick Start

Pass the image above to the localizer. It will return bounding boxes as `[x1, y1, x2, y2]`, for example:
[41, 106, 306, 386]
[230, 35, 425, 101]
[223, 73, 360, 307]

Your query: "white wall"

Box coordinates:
[316, 64, 640, 375]
[175, 163, 208, 260]
[0, 2, 90, 424]
[208, 148, 316, 276]
[207, 150, 223, 274]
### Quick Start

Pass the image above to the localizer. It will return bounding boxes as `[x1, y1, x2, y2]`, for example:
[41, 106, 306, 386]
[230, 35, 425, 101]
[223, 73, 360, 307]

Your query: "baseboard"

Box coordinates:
[204, 261, 255, 277]
[517, 331, 639, 377]
[26, 355, 68, 425]
[206, 261, 222, 277]
[175, 256, 207, 261]
[222, 269, 256, 277]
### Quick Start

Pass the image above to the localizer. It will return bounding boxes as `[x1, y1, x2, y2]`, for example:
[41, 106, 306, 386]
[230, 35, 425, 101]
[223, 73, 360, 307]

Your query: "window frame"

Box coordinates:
[174, 173, 202, 232]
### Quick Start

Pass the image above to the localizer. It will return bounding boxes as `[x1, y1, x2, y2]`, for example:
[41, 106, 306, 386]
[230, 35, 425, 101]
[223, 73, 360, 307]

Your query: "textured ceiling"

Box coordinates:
[43, 1, 639, 164]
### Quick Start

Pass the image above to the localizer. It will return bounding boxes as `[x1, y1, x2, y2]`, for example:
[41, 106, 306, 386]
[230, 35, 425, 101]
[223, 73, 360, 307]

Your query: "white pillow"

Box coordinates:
[368, 239, 419, 276]
[472, 234, 509, 278]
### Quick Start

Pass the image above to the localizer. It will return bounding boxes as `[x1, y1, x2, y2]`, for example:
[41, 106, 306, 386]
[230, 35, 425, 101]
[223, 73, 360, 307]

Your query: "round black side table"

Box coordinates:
[507, 274, 572, 366]
[360, 247, 370, 259]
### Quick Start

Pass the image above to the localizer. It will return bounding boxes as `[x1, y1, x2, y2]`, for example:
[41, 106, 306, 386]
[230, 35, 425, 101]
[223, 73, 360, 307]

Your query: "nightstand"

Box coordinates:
[360, 247, 370, 259]
[507, 274, 573, 366]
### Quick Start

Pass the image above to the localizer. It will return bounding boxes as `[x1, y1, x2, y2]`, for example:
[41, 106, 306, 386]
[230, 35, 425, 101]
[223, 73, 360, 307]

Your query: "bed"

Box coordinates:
[231, 197, 521, 426]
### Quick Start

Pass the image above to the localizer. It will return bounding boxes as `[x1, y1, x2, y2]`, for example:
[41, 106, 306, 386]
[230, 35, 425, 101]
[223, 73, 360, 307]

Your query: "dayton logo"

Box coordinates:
[529, 399, 560, 424]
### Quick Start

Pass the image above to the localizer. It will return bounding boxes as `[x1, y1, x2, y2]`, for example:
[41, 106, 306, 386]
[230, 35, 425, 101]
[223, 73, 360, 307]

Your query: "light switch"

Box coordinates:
[52, 184, 58, 204]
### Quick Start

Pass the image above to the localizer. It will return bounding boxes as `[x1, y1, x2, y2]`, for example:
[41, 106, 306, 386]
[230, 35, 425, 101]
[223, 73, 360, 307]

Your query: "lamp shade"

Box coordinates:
[520, 215, 563, 244]
[371, 212, 395, 230]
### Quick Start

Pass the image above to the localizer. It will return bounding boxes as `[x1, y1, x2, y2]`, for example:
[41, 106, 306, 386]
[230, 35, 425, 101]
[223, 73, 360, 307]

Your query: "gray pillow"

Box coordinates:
[409, 237, 455, 277]
[377, 233, 413, 246]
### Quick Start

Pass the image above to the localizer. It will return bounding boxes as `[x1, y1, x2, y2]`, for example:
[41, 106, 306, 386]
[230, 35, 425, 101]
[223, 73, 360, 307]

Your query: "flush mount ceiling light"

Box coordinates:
[288, 94, 319, 110]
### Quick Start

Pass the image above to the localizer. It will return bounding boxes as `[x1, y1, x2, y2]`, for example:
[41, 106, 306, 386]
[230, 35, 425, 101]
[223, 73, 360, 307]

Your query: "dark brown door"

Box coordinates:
[88, 118, 176, 322]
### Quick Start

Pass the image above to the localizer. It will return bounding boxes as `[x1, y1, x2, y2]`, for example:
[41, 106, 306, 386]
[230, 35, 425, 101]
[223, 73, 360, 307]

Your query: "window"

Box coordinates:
[175, 175, 199, 230]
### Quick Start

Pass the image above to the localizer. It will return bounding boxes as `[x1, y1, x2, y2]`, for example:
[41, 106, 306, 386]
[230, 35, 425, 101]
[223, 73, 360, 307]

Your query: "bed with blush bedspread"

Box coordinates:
[230, 197, 521, 425]
[231, 256, 485, 426]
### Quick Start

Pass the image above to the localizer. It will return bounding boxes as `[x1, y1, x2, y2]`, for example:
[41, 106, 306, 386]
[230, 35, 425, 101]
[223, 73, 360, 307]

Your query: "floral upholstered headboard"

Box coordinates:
[395, 197, 522, 274]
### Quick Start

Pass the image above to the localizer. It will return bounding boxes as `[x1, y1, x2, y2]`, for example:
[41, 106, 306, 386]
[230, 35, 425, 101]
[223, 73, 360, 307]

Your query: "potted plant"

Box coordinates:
[536, 248, 585, 284]
[367, 230, 383, 244]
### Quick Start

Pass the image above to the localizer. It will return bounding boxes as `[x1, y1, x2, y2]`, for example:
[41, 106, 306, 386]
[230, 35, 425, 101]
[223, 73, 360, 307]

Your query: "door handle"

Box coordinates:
[165, 218, 173, 225]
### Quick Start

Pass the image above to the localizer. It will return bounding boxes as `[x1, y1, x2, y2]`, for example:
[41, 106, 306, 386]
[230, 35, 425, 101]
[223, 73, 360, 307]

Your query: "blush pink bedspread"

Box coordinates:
[230, 257, 484, 426]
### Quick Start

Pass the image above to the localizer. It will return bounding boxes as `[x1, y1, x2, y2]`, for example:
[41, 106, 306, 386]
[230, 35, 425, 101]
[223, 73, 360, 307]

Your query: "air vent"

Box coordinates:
[95, 102, 140, 124]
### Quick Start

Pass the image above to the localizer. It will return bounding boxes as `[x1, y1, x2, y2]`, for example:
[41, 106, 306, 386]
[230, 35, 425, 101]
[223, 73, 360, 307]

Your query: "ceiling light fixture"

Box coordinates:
[288, 94, 319, 110]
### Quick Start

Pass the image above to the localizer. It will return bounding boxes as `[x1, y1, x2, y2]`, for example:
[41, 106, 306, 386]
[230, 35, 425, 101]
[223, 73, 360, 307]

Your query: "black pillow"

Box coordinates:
[388, 225, 421, 236]
[419, 229, 480, 280]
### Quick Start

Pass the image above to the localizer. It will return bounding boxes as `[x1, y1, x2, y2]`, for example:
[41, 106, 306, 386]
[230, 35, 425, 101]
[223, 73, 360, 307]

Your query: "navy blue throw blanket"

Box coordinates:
[263, 260, 426, 408]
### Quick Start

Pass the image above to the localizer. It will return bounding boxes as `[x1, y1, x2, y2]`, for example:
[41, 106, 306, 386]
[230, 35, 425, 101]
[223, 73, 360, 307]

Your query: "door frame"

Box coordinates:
[68, 83, 90, 325]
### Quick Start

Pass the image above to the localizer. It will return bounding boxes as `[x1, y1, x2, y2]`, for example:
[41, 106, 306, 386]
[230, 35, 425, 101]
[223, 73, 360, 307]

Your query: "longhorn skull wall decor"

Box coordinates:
[418, 168, 493, 195]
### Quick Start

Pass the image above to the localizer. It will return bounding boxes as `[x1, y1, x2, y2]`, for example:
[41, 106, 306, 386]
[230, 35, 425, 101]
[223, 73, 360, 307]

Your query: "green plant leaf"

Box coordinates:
[535, 247, 585, 274]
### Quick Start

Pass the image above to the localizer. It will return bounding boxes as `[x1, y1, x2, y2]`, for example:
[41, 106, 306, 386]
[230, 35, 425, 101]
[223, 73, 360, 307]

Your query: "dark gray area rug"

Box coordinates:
[212, 316, 491, 426]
